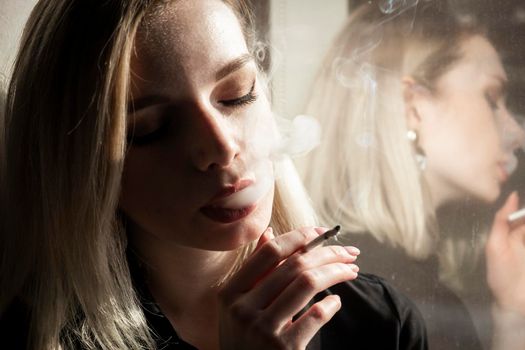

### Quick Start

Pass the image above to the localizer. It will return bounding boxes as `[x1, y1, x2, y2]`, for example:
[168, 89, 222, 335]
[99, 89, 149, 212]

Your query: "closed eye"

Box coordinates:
[219, 81, 257, 108]
[127, 108, 172, 146]
[485, 92, 499, 111]
[127, 122, 170, 146]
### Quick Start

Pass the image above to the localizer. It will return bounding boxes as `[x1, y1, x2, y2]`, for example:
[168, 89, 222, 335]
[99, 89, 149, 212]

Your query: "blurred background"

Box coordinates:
[2, 0, 524, 119]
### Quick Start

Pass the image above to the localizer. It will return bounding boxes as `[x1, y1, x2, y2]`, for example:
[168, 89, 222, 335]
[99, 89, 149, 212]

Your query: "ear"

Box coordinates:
[402, 76, 432, 131]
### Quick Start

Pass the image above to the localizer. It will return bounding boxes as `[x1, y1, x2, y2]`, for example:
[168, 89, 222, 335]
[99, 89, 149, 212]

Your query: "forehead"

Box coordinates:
[461, 35, 505, 76]
[436, 35, 505, 91]
[132, 0, 248, 90]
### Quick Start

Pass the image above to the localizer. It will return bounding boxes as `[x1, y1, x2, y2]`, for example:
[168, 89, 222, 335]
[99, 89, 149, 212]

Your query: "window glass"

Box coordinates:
[270, 1, 525, 349]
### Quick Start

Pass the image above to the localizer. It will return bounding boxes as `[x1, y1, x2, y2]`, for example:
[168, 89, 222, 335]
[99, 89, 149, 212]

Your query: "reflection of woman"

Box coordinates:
[0, 0, 428, 349]
[300, 2, 525, 349]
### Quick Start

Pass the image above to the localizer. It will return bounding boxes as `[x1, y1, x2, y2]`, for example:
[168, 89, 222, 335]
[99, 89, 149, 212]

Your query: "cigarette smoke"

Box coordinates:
[497, 112, 525, 177]
[272, 114, 321, 160]
[224, 114, 321, 209]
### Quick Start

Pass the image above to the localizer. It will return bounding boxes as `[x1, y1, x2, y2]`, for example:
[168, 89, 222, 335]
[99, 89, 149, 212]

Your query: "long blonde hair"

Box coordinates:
[300, 2, 480, 260]
[0, 0, 316, 349]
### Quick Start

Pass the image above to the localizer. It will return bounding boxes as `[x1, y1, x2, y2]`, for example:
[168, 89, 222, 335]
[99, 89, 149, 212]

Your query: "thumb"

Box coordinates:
[495, 192, 520, 225]
[489, 192, 519, 245]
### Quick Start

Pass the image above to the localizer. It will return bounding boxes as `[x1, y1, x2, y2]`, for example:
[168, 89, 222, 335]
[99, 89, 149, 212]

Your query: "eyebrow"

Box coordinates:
[215, 53, 254, 81]
[128, 54, 254, 113]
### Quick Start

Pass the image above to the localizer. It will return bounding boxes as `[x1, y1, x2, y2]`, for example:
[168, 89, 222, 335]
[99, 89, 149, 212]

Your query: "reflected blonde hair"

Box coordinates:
[300, 3, 480, 260]
[0, 0, 315, 349]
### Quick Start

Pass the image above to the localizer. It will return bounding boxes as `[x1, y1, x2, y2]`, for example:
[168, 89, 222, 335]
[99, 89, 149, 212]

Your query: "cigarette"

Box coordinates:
[508, 208, 525, 223]
[303, 225, 341, 252]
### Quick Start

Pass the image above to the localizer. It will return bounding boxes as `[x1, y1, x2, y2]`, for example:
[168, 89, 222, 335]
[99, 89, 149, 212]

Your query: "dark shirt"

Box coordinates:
[1, 266, 428, 349]
[136, 272, 428, 349]
[348, 233, 483, 350]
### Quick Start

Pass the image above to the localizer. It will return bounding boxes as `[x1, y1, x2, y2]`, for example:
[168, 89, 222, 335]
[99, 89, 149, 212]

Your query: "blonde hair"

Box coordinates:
[300, 2, 480, 260]
[0, 0, 316, 349]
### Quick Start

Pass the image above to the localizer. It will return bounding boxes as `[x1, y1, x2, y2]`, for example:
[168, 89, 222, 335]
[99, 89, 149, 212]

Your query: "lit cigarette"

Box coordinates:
[303, 225, 341, 252]
[508, 208, 525, 223]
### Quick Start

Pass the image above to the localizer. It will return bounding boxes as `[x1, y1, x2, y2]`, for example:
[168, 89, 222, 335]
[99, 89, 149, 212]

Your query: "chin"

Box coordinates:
[197, 220, 267, 251]
[473, 185, 501, 204]
[199, 204, 272, 252]
[192, 188, 274, 251]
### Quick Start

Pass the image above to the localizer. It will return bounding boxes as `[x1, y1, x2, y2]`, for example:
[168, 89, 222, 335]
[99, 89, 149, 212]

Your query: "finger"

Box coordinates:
[499, 192, 520, 221]
[264, 262, 358, 329]
[221, 227, 323, 297]
[499, 193, 525, 240]
[505, 193, 525, 231]
[489, 192, 519, 245]
[255, 227, 275, 252]
[247, 245, 359, 309]
[282, 294, 342, 348]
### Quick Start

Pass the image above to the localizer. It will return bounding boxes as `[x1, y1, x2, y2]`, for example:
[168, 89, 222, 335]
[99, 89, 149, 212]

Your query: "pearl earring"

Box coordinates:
[406, 129, 427, 171]
[406, 129, 417, 142]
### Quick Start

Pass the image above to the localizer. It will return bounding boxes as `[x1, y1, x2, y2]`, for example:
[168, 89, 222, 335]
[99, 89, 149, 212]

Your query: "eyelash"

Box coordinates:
[128, 83, 258, 146]
[220, 82, 257, 108]
[485, 92, 499, 111]
[127, 119, 170, 146]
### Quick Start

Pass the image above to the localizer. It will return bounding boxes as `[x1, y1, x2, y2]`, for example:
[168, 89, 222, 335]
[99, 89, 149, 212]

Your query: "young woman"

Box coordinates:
[0, 0, 427, 349]
[299, 2, 525, 349]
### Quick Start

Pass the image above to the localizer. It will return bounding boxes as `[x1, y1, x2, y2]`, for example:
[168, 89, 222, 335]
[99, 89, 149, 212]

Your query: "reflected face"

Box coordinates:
[418, 35, 524, 205]
[119, 0, 275, 250]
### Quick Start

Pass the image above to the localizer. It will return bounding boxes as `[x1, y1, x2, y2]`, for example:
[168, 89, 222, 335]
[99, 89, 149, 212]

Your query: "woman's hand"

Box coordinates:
[218, 227, 359, 350]
[486, 192, 525, 315]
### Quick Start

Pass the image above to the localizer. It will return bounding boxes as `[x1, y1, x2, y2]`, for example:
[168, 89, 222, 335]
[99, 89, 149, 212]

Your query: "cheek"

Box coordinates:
[119, 148, 190, 232]
[241, 101, 278, 159]
[464, 110, 501, 165]
[252, 184, 275, 231]
[427, 101, 499, 160]
[423, 106, 496, 181]
[120, 154, 148, 213]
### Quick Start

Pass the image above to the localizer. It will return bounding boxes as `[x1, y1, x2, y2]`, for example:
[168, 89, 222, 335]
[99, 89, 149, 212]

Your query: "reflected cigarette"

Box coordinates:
[508, 208, 525, 223]
[303, 225, 341, 252]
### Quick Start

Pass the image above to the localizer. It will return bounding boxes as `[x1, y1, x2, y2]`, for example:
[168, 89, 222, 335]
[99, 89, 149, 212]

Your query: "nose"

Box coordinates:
[190, 103, 240, 171]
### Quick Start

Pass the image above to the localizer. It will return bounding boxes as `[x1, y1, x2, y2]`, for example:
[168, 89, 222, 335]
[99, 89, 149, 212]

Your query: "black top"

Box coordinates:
[347, 233, 483, 350]
[136, 272, 428, 349]
[1, 268, 428, 349]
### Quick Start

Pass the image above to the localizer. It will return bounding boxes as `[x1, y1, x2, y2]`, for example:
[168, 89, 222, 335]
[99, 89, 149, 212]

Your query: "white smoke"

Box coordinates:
[224, 114, 321, 209]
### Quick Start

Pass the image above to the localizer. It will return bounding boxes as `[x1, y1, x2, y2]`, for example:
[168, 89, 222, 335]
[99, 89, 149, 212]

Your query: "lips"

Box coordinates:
[503, 154, 518, 177]
[497, 163, 510, 183]
[200, 179, 257, 224]
[200, 204, 257, 224]
[208, 179, 253, 203]
[498, 153, 518, 183]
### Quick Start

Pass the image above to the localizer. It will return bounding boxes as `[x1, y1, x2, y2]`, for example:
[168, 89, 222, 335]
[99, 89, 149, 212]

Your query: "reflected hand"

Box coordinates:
[218, 227, 359, 350]
[486, 192, 525, 315]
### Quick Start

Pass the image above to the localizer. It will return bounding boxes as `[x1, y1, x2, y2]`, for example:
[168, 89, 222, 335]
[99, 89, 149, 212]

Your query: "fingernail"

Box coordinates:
[349, 264, 359, 272]
[345, 246, 360, 256]
[330, 294, 341, 307]
[314, 227, 329, 235]
[267, 227, 275, 239]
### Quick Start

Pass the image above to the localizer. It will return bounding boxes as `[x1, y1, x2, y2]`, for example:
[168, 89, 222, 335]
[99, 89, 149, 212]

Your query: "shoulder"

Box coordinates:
[333, 273, 427, 326]
[316, 273, 428, 349]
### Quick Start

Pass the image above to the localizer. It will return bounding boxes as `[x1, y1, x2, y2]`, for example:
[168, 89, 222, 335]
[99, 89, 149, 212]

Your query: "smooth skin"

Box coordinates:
[219, 227, 359, 349]
[120, 1, 359, 349]
[405, 36, 525, 208]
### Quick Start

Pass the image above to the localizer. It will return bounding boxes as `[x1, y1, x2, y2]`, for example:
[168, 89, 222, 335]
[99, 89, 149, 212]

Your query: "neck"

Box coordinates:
[424, 171, 458, 211]
[129, 230, 239, 350]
